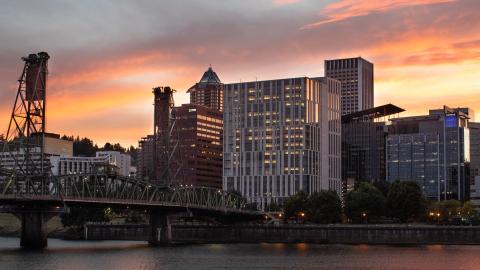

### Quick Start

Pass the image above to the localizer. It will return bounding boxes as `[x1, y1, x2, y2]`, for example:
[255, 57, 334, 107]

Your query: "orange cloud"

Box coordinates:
[302, 0, 456, 29]
[49, 50, 173, 89]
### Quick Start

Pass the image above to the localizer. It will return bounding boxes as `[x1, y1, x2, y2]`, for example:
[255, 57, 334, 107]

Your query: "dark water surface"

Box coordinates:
[0, 237, 479, 270]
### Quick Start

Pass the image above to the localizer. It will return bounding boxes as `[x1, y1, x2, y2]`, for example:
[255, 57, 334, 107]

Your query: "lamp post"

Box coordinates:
[297, 212, 305, 224]
[362, 212, 367, 224]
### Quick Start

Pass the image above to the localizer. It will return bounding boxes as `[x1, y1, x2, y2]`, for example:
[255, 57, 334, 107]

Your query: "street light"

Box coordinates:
[296, 212, 305, 224]
[362, 212, 367, 224]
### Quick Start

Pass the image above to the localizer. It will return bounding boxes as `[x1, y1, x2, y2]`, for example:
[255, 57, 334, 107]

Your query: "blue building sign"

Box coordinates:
[445, 114, 458, 128]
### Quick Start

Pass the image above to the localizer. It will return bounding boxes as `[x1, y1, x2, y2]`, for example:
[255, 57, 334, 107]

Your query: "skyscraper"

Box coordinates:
[325, 57, 374, 115]
[169, 103, 223, 188]
[386, 106, 471, 201]
[223, 77, 342, 208]
[187, 67, 223, 111]
[341, 104, 404, 194]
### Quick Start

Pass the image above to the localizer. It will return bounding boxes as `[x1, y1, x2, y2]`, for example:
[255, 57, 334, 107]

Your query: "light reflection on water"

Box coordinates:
[0, 237, 479, 270]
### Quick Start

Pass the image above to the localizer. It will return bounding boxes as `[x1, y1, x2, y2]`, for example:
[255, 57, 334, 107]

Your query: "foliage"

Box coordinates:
[435, 200, 461, 223]
[102, 142, 126, 153]
[460, 201, 478, 220]
[61, 135, 137, 159]
[386, 181, 427, 222]
[344, 182, 386, 223]
[427, 200, 477, 224]
[373, 180, 390, 197]
[61, 207, 114, 228]
[284, 191, 309, 219]
[265, 201, 282, 212]
[305, 190, 342, 224]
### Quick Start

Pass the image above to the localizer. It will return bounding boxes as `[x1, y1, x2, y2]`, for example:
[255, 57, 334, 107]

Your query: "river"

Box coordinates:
[0, 237, 479, 270]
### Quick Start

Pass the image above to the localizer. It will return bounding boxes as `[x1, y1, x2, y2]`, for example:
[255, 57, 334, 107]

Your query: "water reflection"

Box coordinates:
[1, 237, 480, 270]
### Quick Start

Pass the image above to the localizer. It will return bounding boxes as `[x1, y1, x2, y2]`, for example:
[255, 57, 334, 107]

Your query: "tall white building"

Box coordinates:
[223, 77, 342, 208]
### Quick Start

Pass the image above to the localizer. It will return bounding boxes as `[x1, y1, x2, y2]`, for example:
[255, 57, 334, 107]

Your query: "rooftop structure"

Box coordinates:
[187, 67, 223, 111]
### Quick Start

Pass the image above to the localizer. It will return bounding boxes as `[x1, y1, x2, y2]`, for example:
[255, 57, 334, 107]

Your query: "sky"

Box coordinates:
[1, 0, 479, 147]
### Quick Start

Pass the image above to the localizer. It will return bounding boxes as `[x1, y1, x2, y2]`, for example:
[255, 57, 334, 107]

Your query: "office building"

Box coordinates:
[469, 122, 480, 204]
[386, 106, 470, 200]
[50, 155, 110, 175]
[96, 151, 132, 177]
[471, 176, 480, 208]
[138, 68, 224, 187]
[0, 133, 73, 173]
[325, 57, 374, 115]
[223, 77, 342, 208]
[342, 104, 404, 194]
[138, 135, 155, 181]
[170, 103, 223, 188]
[43, 133, 74, 156]
[187, 67, 223, 111]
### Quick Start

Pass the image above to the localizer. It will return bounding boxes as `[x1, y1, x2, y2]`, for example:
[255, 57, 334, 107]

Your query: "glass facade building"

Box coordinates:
[387, 106, 470, 200]
[223, 77, 341, 208]
[342, 104, 404, 194]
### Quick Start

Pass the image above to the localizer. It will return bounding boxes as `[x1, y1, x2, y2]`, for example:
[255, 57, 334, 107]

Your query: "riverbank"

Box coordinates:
[85, 223, 480, 245]
[5, 212, 480, 245]
[0, 213, 81, 239]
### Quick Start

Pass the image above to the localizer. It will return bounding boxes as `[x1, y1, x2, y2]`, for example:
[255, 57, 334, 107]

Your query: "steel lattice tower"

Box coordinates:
[1, 52, 50, 194]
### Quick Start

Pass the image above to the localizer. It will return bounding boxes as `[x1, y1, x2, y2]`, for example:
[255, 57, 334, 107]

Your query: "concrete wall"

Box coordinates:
[85, 224, 480, 245]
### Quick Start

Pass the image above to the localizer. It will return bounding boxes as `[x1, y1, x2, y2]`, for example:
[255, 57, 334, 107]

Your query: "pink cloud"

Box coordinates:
[302, 0, 456, 29]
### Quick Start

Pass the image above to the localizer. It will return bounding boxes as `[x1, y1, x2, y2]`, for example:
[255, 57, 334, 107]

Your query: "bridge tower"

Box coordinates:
[2, 52, 50, 184]
[1, 52, 51, 249]
[152, 86, 175, 186]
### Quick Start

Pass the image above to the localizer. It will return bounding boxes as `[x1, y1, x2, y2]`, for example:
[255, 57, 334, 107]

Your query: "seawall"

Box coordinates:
[84, 224, 480, 245]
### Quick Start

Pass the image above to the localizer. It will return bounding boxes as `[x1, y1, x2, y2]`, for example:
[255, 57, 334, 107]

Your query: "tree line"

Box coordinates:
[274, 181, 480, 225]
[60, 135, 138, 165]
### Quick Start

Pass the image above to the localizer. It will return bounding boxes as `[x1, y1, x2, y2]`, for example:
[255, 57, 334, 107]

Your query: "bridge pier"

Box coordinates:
[20, 211, 48, 249]
[148, 211, 172, 246]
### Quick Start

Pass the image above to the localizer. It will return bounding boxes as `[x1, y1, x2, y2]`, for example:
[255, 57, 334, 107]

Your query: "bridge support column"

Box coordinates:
[20, 212, 48, 249]
[148, 211, 171, 246]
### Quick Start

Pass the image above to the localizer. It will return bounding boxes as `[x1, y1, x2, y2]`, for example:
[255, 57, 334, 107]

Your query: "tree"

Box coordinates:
[429, 200, 462, 224]
[306, 190, 342, 224]
[373, 180, 390, 197]
[460, 201, 480, 225]
[386, 181, 426, 222]
[284, 191, 309, 219]
[344, 182, 386, 223]
[63, 134, 132, 157]
[71, 136, 99, 157]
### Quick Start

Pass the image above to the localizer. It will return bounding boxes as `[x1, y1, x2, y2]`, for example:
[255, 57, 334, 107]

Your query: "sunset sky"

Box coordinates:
[1, 0, 479, 147]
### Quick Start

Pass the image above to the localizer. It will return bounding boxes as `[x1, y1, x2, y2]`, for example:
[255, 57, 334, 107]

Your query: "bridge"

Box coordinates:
[0, 168, 260, 248]
[0, 52, 262, 249]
